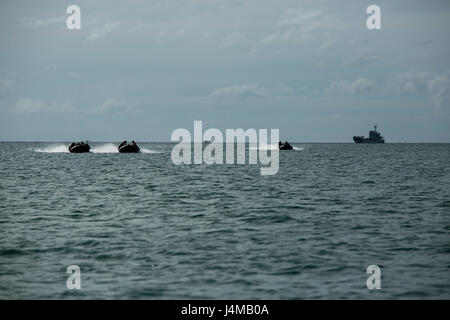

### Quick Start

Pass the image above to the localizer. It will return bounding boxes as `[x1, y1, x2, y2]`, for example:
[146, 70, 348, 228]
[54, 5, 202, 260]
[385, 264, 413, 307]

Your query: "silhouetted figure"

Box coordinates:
[131, 140, 140, 151]
[118, 140, 127, 149]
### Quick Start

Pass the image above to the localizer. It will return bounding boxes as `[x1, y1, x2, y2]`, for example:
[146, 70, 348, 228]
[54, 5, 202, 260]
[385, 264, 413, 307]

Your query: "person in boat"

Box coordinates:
[131, 140, 140, 151]
[69, 141, 90, 152]
[119, 140, 127, 149]
[279, 140, 293, 150]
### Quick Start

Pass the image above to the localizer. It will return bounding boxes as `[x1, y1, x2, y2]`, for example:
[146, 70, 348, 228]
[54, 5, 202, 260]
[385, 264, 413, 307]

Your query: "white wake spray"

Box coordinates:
[248, 144, 279, 150]
[34, 143, 161, 154]
[248, 144, 304, 151]
[35, 144, 69, 153]
[140, 148, 161, 153]
[90, 144, 162, 153]
[90, 143, 118, 153]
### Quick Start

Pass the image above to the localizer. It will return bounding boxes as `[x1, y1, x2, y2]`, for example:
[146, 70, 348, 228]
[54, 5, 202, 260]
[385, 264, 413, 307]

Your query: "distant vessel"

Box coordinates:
[353, 125, 385, 143]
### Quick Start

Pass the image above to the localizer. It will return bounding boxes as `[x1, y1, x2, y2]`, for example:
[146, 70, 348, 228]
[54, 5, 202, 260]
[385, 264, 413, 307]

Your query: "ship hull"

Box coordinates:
[353, 136, 384, 143]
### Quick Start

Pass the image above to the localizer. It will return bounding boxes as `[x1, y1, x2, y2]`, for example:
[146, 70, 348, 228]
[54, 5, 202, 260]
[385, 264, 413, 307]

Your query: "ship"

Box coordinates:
[353, 125, 385, 143]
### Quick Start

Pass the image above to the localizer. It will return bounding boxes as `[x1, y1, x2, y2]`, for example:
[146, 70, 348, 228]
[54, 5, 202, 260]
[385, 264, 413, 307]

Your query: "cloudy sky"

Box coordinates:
[0, 0, 449, 142]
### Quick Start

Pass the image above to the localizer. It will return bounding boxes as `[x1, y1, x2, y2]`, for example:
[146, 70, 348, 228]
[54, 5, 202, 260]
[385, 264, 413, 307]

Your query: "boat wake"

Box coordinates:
[141, 148, 162, 154]
[91, 144, 161, 153]
[35, 144, 69, 153]
[249, 144, 279, 151]
[34, 143, 161, 154]
[90, 143, 118, 153]
[249, 144, 304, 151]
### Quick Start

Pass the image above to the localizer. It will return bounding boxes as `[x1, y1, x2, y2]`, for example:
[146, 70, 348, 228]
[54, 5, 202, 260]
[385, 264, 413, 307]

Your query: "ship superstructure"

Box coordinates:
[353, 125, 385, 143]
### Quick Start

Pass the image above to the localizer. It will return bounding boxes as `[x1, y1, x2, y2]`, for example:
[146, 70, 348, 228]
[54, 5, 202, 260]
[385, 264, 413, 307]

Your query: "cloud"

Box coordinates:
[393, 70, 450, 112]
[176, 28, 185, 36]
[218, 31, 245, 48]
[393, 71, 431, 94]
[210, 83, 292, 98]
[12, 98, 71, 113]
[21, 16, 65, 28]
[0, 77, 15, 90]
[256, 8, 335, 48]
[66, 72, 80, 78]
[341, 47, 380, 66]
[6, 97, 129, 115]
[427, 74, 449, 109]
[326, 77, 375, 95]
[86, 22, 120, 42]
[278, 9, 323, 28]
[91, 98, 129, 114]
[258, 33, 279, 45]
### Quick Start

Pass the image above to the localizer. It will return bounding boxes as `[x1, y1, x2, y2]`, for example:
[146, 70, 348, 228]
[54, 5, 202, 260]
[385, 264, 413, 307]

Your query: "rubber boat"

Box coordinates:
[69, 141, 90, 153]
[279, 141, 293, 150]
[118, 140, 140, 153]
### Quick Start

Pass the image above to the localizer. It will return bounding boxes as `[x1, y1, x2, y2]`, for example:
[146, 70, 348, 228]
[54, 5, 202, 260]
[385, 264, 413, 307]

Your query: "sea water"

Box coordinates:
[0, 142, 449, 299]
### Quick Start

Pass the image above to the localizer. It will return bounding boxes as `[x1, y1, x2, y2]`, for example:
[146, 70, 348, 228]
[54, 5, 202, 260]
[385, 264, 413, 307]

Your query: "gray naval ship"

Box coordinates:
[353, 125, 385, 143]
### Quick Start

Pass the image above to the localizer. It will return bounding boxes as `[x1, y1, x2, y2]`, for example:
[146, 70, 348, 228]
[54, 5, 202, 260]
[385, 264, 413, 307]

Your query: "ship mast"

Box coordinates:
[374, 124, 377, 132]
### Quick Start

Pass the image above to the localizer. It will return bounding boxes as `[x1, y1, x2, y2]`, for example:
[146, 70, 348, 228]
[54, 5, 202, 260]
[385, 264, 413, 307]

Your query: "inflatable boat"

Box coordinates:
[118, 140, 140, 153]
[279, 141, 293, 150]
[69, 141, 90, 153]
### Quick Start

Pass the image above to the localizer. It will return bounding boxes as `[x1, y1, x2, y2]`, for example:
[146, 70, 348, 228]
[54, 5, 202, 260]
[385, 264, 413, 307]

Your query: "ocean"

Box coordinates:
[0, 142, 449, 299]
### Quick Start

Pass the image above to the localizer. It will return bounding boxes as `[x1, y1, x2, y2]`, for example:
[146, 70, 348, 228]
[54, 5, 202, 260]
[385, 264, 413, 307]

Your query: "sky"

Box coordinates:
[0, 0, 449, 142]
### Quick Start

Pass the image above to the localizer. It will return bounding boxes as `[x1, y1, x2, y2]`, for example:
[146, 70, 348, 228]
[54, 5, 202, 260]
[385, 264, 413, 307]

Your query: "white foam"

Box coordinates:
[91, 144, 161, 154]
[34, 143, 161, 154]
[249, 144, 279, 150]
[249, 144, 304, 151]
[35, 144, 69, 153]
[140, 148, 161, 153]
[90, 143, 118, 153]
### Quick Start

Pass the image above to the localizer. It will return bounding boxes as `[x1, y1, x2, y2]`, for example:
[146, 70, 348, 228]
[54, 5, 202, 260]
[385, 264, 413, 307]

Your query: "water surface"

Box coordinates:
[0, 142, 449, 299]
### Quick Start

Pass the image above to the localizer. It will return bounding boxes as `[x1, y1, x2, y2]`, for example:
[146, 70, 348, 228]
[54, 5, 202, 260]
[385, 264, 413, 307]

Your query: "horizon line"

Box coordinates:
[1, 141, 450, 144]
